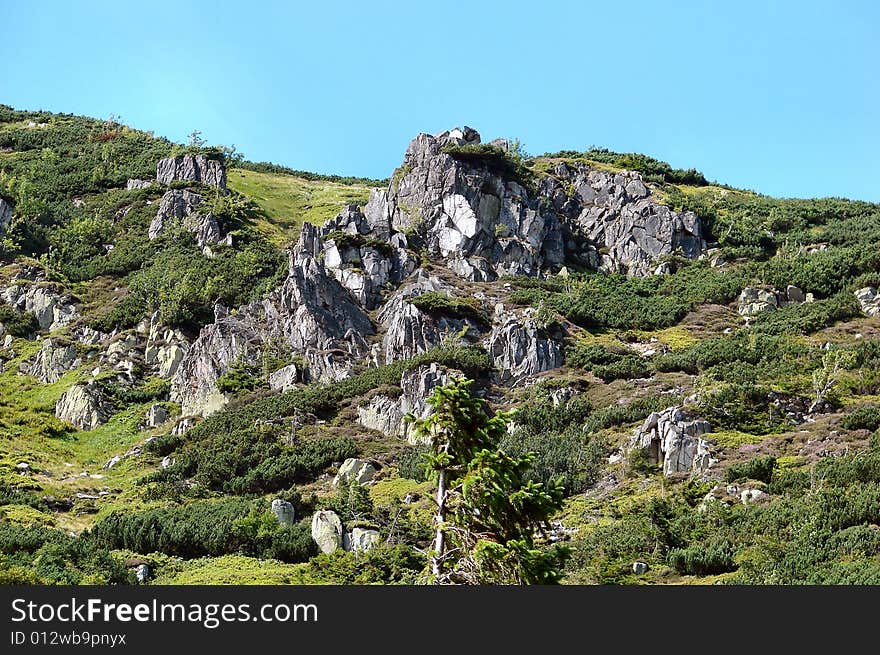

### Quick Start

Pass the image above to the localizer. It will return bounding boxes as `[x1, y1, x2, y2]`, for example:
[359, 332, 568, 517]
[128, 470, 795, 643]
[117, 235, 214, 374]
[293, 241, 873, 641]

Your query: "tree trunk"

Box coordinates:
[431, 467, 447, 582]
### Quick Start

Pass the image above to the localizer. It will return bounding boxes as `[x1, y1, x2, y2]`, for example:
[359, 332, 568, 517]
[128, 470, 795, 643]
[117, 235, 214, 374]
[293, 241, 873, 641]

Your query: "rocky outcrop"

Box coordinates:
[631, 406, 714, 477]
[547, 163, 706, 276]
[149, 189, 221, 246]
[737, 285, 811, 317]
[487, 315, 563, 384]
[0, 198, 12, 234]
[55, 382, 110, 431]
[145, 404, 167, 427]
[333, 458, 377, 486]
[156, 154, 226, 189]
[125, 179, 154, 190]
[855, 287, 880, 317]
[26, 338, 79, 383]
[2, 281, 78, 332]
[271, 499, 296, 526]
[358, 363, 453, 443]
[363, 128, 564, 281]
[311, 510, 344, 554]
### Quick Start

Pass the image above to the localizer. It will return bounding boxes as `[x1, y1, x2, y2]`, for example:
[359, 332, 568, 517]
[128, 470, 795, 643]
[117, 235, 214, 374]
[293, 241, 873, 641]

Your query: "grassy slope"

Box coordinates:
[227, 168, 373, 246]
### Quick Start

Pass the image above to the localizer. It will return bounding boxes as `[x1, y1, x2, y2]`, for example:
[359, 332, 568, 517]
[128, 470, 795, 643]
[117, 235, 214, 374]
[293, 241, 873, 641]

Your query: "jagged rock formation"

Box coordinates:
[156, 154, 226, 189]
[358, 363, 453, 443]
[344, 528, 381, 552]
[268, 363, 300, 392]
[487, 314, 563, 384]
[311, 510, 344, 554]
[149, 189, 221, 246]
[125, 179, 153, 190]
[631, 406, 714, 477]
[145, 404, 167, 427]
[1, 278, 78, 332]
[55, 382, 110, 431]
[26, 338, 79, 383]
[855, 287, 880, 317]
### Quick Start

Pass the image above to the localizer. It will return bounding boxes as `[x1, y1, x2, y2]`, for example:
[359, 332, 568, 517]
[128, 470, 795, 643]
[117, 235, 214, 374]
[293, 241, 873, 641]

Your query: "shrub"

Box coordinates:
[841, 405, 880, 432]
[0, 307, 39, 337]
[409, 291, 490, 328]
[725, 456, 776, 483]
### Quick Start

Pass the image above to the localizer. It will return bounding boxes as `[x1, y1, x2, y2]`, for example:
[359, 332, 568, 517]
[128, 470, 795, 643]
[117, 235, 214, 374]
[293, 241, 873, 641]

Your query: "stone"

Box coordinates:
[346, 527, 381, 552]
[156, 344, 186, 379]
[737, 287, 778, 317]
[126, 179, 153, 190]
[135, 564, 150, 583]
[488, 315, 563, 384]
[631, 406, 714, 477]
[855, 287, 880, 317]
[55, 382, 110, 431]
[632, 561, 649, 575]
[333, 458, 377, 486]
[786, 285, 806, 303]
[740, 488, 766, 505]
[156, 154, 226, 189]
[1, 281, 78, 331]
[268, 363, 299, 392]
[0, 198, 12, 235]
[150, 189, 221, 246]
[27, 338, 79, 383]
[271, 499, 296, 526]
[310, 510, 344, 554]
[145, 404, 167, 428]
[160, 456, 174, 469]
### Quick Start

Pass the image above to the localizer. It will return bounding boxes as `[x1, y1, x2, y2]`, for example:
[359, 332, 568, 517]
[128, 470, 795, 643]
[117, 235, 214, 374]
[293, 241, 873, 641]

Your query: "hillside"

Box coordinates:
[2, 106, 880, 585]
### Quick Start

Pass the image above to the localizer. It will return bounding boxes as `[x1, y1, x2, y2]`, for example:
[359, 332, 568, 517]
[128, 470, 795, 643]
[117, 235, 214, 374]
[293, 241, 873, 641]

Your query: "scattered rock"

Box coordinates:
[737, 287, 778, 317]
[855, 287, 880, 317]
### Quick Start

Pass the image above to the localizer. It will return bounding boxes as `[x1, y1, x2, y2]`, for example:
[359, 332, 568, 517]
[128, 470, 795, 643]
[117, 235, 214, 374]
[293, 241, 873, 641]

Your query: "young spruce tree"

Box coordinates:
[409, 376, 567, 584]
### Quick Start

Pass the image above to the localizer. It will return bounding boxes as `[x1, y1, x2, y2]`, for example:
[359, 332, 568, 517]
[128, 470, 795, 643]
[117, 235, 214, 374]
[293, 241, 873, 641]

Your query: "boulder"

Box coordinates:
[126, 179, 153, 190]
[156, 154, 226, 189]
[135, 564, 150, 583]
[27, 338, 79, 383]
[488, 315, 563, 384]
[333, 458, 377, 486]
[632, 561, 649, 575]
[1, 282, 78, 331]
[310, 510, 344, 554]
[149, 189, 221, 246]
[268, 363, 300, 392]
[145, 404, 167, 428]
[0, 198, 12, 234]
[631, 407, 714, 477]
[855, 287, 880, 317]
[55, 382, 110, 431]
[271, 499, 296, 526]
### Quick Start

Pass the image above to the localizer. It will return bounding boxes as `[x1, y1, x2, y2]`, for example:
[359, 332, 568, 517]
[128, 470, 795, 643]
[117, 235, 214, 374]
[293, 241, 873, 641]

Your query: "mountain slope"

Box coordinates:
[2, 106, 880, 585]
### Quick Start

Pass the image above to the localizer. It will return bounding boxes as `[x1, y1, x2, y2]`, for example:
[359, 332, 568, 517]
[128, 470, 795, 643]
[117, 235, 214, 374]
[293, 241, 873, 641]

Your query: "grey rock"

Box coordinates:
[135, 564, 150, 583]
[55, 382, 110, 431]
[156, 154, 226, 189]
[310, 510, 343, 554]
[150, 189, 221, 246]
[172, 417, 195, 435]
[345, 527, 381, 552]
[855, 287, 880, 317]
[126, 179, 154, 190]
[27, 338, 79, 383]
[156, 344, 186, 379]
[632, 561, 649, 575]
[631, 406, 714, 477]
[271, 499, 296, 526]
[488, 315, 563, 384]
[1, 282, 78, 332]
[145, 404, 167, 428]
[161, 455, 174, 469]
[786, 285, 806, 303]
[333, 458, 377, 486]
[737, 287, 779, 317]
[268, 363, 300, 392]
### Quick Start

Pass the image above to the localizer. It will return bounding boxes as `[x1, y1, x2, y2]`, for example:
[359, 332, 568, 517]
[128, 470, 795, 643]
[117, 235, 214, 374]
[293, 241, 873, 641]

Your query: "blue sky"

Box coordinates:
[1, 0, 877, 200]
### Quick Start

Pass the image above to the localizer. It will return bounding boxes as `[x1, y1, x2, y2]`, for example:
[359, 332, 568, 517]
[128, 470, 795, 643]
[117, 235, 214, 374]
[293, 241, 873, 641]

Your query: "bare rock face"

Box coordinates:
[55, 382, 110, 431]
[149, 189, 221, 246]
[311, 510, 344, 554]
[631, 407, 714, 477]
[27, 338, 80, 383]
[358, 363, 453, 443]
[268, 363, 300, 392]
[145, 404, 168, 428]
[332, 458, 377, 486]
[855, 287, 880, 317]
[156, 154, 226, 189]
[487, 315, 563, 384]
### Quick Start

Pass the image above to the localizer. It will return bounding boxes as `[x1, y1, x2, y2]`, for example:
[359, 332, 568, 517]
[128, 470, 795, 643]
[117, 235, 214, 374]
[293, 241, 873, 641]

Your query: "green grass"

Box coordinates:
[227, 168, 373, 246]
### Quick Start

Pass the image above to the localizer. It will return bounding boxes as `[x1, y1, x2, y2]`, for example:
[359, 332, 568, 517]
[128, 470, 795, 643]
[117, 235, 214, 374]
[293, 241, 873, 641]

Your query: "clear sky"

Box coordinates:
[1, 0, 877, 200]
